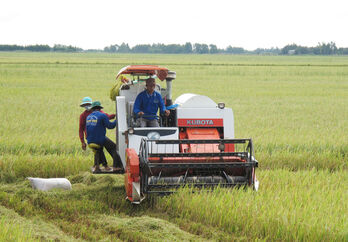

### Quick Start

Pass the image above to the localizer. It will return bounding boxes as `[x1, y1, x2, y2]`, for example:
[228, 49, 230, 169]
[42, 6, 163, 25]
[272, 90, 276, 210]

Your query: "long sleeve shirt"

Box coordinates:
[86, 111, 116, 145]
[133, 90, 166, 120]
[79, 110, 115, 144]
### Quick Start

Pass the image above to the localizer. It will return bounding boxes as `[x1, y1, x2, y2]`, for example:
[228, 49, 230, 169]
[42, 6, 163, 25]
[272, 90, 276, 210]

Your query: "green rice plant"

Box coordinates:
[0, 170, 346, 241]
[0, 205, 81, 241]
[0, 221, 30, 241]
[0, 218, 35, 242]
[0, 52, 347, 241]
[158, 169, 348, 241]
[0, 154, 91, 183]
[1, 53, 347, 171]
[0, 174, 220, 241]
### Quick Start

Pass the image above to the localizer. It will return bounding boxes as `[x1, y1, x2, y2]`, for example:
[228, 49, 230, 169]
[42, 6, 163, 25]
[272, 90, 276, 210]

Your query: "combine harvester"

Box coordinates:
[112, 65, 258, 204]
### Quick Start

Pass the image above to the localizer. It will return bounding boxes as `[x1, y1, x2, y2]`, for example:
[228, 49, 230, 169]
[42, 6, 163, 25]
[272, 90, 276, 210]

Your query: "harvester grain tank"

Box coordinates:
[112, 65, 258, 204]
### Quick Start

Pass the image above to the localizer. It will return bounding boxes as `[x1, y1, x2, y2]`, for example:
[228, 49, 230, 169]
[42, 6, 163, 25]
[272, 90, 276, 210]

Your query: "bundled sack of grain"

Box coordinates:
[110, 75, 130, 101]
[27, 177, 72, 191]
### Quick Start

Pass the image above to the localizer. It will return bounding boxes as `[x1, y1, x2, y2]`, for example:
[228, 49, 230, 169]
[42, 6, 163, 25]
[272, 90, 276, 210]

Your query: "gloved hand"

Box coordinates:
[82, 142, 87, 151]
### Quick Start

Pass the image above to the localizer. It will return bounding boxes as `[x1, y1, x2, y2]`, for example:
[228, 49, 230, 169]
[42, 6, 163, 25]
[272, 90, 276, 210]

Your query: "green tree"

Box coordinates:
[25, 45, 51, 52]
[104, 44, 118, 53]
[184, 42, 193, 53]
[225, 46, 244, 54]
[132, 44, 151, 53]
[118, 43, 130, 53]
[193, 43, 202, 53]
[0, 45, 24, 51]
[201, 44, 209, 54]
[53, 44, 81, 52]
[315, 42, 337, 55]
[209, 44, 218, 54]
[280, 44, 298, 55]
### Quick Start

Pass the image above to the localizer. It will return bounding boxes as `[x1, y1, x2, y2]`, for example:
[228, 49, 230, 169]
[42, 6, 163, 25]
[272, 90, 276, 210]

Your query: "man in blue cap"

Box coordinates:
[86, 101, 122, 172]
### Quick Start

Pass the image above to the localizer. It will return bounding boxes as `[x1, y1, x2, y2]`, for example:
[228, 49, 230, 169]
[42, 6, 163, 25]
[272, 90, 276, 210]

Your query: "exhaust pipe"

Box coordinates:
[165, 71, 176, 106]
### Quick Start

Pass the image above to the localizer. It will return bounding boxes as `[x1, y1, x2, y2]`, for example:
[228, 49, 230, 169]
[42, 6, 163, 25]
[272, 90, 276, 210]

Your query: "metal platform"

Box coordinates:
[91, 167, 124, 174]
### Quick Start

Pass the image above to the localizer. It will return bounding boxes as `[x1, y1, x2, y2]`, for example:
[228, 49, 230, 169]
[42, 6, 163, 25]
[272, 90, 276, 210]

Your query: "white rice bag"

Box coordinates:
[27, 177, 72, 191]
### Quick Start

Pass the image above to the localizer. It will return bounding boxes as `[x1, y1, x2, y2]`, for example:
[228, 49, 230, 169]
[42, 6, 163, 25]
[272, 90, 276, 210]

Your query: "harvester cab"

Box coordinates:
[114, 65, 258, 204]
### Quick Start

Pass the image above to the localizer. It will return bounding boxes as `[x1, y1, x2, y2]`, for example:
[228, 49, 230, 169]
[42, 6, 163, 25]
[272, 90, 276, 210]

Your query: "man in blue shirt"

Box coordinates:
[86, 101, 123, 173]
[133, 78, 170, 127]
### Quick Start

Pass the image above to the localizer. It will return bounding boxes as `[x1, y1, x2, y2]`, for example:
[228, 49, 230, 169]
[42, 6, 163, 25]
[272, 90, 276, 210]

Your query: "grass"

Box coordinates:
[0, 154, 90, 182]
[0, 204, 79, 241]
[0, 52, 347, 241]
[0, 171, 346, 241]
[160, 169, 348, 241]
[1, 54, 347, 171]
[0, 216, 35, 242]
[0, 173, 229, 241]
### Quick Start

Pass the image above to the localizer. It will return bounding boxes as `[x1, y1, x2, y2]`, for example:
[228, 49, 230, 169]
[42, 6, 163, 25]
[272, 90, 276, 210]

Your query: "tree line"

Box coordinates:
[1, 42, 348, 55]
[104, 43, 277, 54]
[0, 44, 82, 52]
[280, 42, 348, 55]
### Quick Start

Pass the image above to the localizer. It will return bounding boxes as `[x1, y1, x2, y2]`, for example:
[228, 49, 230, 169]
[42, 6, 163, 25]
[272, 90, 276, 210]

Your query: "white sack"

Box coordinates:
[254, 176, 260, 191]
[27, 177, 72, 191]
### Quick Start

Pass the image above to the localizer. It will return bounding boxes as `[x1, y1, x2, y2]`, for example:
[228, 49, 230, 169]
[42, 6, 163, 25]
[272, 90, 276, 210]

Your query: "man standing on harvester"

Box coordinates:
[86, 101, 123, 173]
[133, 78, 170, 127]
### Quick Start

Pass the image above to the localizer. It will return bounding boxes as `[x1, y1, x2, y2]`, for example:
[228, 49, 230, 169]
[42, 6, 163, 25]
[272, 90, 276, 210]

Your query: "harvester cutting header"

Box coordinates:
[111, 65, 258, 203]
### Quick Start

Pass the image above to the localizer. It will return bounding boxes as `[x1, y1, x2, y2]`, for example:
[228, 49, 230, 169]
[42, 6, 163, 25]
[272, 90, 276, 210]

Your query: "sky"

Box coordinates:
[1, 0, 348, 50]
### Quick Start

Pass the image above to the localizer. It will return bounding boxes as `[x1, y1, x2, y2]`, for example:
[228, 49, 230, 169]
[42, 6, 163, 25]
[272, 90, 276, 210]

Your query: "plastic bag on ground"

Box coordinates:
[27, 177, 72, 191]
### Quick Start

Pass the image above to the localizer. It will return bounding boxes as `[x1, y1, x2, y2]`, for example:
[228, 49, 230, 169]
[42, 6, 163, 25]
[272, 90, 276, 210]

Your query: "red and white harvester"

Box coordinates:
[113, 65, 258, 204]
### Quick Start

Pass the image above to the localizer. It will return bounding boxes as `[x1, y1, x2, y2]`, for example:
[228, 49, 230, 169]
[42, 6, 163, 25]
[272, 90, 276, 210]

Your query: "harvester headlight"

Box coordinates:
[218, 102, 225, 109]
[128, 128, 134, 134]
[147, 132, 160, 140]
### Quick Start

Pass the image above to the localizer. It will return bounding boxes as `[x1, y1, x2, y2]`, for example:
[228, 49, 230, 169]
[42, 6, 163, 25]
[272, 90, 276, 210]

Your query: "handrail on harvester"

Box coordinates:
[139, 138, 258, 169]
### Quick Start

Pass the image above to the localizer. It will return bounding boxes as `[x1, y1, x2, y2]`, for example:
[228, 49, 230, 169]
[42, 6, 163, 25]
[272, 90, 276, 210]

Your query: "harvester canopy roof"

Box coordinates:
[116, 65, 169, 81]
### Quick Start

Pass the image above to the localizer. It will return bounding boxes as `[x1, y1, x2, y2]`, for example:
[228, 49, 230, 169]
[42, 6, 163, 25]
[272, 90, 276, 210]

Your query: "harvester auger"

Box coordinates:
[112, 65, 259, 204]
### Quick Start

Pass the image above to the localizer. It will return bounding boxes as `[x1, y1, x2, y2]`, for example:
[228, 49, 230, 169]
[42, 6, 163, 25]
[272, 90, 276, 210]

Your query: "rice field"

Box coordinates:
[0, 52, 347, 241]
